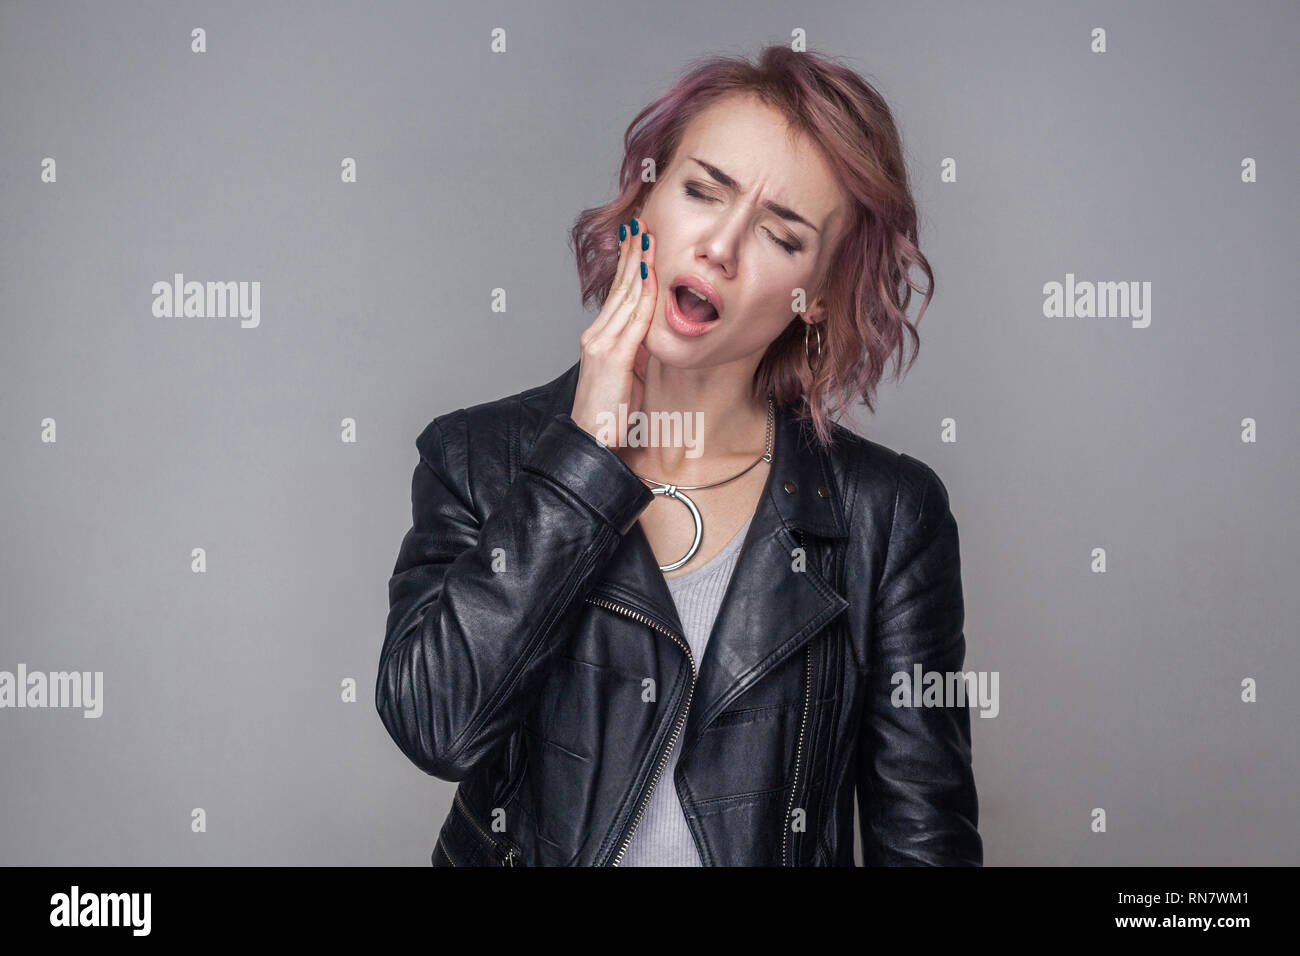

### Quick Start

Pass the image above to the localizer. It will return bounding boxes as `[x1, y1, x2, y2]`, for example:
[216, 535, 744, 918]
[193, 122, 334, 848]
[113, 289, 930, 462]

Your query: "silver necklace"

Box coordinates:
[628, 394, 776, 572]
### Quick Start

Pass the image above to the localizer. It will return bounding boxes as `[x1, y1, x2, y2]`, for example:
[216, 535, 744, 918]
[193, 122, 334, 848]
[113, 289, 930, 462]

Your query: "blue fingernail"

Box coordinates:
[619, 223, 627, 242]
[630, 217, 639, 235]
[641, 232, 649, 251]
[640, 262, 647, 280]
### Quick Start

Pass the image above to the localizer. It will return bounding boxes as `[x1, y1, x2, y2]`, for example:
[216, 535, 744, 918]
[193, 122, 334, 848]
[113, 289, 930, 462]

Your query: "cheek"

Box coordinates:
[752, 273, 805, 323]
[727, 292, 798, 347]
[642, 204, 687, 248]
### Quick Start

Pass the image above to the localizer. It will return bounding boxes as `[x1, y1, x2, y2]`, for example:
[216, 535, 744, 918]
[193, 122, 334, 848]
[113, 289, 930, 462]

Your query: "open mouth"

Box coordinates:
[672, 285, 720, 322]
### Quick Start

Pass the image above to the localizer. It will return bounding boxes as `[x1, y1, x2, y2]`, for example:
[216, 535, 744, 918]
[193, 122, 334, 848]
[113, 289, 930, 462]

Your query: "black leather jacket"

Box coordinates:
[377, 361, 982, 866]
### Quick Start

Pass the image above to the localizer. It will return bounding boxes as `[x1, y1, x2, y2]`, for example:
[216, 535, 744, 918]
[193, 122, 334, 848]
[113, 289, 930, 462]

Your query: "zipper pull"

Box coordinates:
[502, 847, 517, 867]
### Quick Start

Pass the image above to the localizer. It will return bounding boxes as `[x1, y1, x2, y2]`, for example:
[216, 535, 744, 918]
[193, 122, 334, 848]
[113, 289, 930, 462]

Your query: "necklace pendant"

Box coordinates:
[650, 483, 704, 572]
[632, 392, 775, 574]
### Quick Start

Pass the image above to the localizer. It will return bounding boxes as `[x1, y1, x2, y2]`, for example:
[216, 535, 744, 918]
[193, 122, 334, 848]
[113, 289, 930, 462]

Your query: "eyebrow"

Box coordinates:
[688, 157, 820, 234]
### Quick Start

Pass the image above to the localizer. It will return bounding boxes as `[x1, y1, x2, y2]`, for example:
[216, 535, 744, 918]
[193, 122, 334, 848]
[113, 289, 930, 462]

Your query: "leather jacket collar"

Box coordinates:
[527, 361, 852, 749]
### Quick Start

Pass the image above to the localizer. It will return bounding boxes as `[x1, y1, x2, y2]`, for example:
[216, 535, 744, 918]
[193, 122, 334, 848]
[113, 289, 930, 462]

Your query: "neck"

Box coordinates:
[616, 354, 771, 483]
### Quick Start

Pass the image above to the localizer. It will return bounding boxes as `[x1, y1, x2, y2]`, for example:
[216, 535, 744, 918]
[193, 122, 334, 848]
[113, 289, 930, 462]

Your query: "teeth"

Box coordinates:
[684, 287, 710, 302]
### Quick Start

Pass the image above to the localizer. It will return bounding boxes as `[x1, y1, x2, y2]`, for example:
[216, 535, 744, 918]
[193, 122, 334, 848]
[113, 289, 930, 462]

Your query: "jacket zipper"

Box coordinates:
[782, 529, 815, 866]
[453, 788, 519, 866]
[436, 832, 458, 866]
[782, 643, 814, 866]
[584, 593, 696, 867]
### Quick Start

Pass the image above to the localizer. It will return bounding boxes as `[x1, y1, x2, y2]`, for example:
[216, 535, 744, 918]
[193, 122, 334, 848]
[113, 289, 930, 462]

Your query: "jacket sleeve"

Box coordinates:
[377, 407, 655, 781]
[856, 455, 983, 865]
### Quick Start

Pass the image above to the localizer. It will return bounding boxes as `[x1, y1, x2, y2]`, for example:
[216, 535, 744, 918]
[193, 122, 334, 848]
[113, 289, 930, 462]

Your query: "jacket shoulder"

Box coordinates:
[824, 420, 953, 536]
[413, 366, 573, 506]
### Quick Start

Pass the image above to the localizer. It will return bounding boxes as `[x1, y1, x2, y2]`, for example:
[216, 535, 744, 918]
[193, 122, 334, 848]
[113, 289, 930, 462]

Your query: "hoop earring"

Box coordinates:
[804, 321, 823, 374]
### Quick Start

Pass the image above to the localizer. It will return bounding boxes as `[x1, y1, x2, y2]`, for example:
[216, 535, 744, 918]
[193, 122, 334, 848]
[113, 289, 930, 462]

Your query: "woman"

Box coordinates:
[377, 45, 982, 866]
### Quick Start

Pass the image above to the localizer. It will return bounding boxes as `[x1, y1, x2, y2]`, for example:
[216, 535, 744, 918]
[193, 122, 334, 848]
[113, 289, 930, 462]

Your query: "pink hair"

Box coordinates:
[569, 44, 936, 450]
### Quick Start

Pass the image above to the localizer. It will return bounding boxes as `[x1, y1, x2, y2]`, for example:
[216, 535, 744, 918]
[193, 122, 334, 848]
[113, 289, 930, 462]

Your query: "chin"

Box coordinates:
[645, 323, 709, 365]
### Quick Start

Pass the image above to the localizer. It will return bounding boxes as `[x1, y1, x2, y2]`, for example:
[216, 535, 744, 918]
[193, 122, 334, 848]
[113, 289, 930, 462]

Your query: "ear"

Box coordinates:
[800, 297, 831, 327]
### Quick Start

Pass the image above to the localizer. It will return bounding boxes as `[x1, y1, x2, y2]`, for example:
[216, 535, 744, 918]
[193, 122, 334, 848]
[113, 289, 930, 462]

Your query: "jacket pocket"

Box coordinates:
[450, 789, 522, 866]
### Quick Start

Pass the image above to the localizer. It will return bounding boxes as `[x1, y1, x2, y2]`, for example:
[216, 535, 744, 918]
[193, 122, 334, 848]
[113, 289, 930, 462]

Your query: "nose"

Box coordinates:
[699, 211, 748, 276]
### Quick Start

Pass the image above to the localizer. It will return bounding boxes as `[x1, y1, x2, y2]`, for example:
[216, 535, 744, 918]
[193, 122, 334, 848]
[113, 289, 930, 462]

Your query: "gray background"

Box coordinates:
[2, 0, 1297, 865]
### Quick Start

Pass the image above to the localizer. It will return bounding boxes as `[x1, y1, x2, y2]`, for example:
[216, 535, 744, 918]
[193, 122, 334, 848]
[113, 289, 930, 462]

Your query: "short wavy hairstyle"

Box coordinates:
[569, 44, 935, 449]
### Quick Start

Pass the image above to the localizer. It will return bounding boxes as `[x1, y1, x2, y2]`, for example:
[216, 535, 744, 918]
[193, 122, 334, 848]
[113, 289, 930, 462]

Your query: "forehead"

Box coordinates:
[673, 94, 849, 234]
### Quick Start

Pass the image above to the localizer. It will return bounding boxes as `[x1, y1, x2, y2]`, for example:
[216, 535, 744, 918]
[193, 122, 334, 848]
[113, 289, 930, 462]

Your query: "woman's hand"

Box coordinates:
[571, 220, 657, 447]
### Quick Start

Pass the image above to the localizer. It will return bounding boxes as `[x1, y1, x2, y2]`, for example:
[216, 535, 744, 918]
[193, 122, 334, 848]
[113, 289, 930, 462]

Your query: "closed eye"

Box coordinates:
[684, 183, 802, 254]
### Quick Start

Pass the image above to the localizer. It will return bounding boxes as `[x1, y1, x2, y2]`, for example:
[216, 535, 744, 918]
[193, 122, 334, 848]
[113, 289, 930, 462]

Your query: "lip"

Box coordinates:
[665, 282, 720, 337]
[669, 274, 724, 319]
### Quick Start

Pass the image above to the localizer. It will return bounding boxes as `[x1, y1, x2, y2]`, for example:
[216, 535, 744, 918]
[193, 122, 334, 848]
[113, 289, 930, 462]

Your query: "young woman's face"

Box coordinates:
[635, 93, 851, 371]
